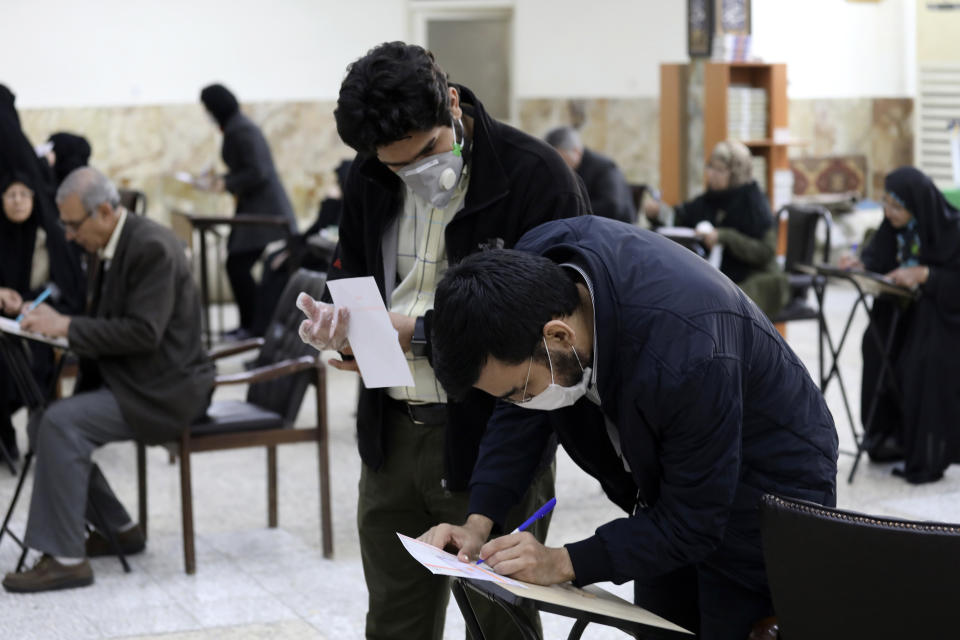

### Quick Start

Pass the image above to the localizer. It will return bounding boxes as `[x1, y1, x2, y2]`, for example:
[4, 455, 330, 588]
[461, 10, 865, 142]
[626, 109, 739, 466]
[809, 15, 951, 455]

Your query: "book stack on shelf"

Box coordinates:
[752, 155, 768, 195]
[772, 169, 794, 211]
[727, 85, 768, 142]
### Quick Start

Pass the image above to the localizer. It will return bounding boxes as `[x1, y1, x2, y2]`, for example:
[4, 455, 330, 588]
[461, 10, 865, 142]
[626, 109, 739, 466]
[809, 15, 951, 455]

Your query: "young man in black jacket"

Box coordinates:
[297, 42, 588, 639]
[419, 216, 838, 640]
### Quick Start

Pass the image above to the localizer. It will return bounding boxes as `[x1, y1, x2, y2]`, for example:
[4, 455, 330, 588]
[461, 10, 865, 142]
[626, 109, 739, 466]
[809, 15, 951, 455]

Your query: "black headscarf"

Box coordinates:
[0, 84, 19, 126]
[884, 167, 960, 267]
[200, 84, 240, 128]
[48, 132, 92, 187]
[0, 171, 40, 294]
[0, 86, 46, 191]
[0, 171, 85, 312]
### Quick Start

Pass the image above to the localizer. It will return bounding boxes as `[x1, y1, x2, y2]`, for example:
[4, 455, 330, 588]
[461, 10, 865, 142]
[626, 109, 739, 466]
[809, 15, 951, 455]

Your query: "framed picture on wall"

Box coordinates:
[688, 0, 713, 57]
[715, 0, 751, 36]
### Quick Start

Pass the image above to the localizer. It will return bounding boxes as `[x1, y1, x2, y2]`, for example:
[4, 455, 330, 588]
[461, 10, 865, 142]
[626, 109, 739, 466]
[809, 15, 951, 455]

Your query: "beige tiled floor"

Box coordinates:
[1, 283, 957, 638]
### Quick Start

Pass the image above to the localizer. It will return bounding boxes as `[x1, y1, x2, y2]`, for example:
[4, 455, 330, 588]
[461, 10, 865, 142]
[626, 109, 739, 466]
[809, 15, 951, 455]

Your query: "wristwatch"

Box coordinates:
[410, 315, 428, 358]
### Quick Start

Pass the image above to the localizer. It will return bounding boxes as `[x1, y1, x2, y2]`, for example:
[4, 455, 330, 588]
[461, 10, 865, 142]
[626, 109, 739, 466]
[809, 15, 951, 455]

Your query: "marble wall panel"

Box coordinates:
[788, 97, 913, 198]
[870, 98, 914, 195]
[18, 101, 353, 227]
[517, 97, 660, 186]
[685, 60, 706, 199]
[15, 94, 912, 229]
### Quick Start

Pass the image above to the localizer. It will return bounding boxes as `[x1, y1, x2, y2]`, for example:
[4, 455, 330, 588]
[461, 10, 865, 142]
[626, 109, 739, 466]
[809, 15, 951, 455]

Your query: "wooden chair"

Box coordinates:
[771, 204, 833, 323]
[136, 268, 332, 573]
[118, 188, 148, 215]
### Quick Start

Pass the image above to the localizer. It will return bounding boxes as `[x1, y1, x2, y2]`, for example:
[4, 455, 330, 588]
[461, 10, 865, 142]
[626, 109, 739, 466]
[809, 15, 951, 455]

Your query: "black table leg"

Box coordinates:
[0, 441, 15, 475]
[453, 578, 487, 640]
[198, 227, 212, 349]
[849, 306, 903, 483]
[0, 451, 33, 550]
[566, 618, 589, 640]
[819, 284, 867, 465]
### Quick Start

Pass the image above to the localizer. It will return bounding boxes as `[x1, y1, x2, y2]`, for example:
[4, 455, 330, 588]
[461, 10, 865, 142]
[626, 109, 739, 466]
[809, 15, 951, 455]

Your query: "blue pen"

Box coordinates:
[15, 286, 53, 323]
[476, 497, 557, 565]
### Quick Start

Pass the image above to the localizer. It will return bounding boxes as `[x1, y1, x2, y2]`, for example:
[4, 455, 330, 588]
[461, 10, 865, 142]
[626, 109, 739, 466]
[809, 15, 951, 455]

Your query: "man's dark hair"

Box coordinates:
[335, 41, 452, 155]
[432, 249, 581, 399]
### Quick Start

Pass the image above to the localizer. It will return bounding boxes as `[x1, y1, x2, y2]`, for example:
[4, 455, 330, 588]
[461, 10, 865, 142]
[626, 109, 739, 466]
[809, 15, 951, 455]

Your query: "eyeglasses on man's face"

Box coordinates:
[59, 210, 92, 233]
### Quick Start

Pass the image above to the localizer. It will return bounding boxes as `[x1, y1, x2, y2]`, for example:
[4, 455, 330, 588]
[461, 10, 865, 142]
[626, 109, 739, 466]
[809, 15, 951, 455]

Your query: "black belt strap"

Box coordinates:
[386, 397, 447, 425]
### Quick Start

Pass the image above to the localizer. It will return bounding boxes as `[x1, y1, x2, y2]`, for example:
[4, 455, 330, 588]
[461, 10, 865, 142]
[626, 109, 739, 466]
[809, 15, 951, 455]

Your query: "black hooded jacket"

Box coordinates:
[327, 85, 589, 488]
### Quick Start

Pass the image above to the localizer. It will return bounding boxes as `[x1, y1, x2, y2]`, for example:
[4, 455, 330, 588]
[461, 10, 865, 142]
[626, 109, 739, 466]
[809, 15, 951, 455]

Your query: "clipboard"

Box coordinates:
[452, 576, 692, 639]
[0, 316, 69, 348]
[798, 263, 917, 299]
[655, 227, 707, 258]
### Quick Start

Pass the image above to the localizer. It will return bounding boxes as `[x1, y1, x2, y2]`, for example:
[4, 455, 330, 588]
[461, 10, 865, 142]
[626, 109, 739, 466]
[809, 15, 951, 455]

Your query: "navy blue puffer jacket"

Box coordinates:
[468, 216, 838, 592]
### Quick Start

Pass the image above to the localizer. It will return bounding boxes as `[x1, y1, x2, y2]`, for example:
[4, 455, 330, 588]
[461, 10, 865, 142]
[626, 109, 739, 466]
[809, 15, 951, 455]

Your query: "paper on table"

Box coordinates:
[655, 226, 697, 238]
[326, 277, 415, 389]
[0, 316, 69, 348]
[172, 171, 196, 185]
[397, 533, 527, 588]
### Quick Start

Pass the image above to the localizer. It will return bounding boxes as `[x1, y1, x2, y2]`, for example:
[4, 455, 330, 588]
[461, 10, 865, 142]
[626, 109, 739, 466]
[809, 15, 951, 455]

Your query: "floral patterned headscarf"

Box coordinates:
[710, 140, 754, 188]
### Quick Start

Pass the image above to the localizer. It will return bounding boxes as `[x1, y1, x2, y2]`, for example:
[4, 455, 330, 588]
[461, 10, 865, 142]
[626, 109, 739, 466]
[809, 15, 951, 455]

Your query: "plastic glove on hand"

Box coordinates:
[296, 292, 350, 352]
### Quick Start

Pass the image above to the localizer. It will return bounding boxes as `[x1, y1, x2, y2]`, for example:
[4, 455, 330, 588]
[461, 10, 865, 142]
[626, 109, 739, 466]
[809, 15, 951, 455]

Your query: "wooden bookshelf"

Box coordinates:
[659, 62, 789, 212]
[660, 62, 790, 336]
[705, 62, 788, 212]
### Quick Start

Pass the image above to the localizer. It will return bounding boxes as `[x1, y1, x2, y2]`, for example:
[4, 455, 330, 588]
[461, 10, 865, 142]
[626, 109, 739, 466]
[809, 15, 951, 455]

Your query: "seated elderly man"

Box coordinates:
[2, 167, 214, 593]
[545, 126, 636, 224]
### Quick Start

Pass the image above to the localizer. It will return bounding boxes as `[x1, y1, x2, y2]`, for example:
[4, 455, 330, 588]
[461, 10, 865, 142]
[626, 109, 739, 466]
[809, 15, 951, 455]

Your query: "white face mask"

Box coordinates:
[511, 338, 591, 411]
[398, 117, 465, 209]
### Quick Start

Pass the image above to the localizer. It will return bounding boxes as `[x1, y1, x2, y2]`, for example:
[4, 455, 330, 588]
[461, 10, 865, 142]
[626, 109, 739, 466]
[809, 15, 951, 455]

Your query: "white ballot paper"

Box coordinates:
[398, 533, 692, 634]
[172, 171, 197, 185]
[397, 533, 527, 588]
[326, 277, 415, 389]
[0, 316, 69, 348]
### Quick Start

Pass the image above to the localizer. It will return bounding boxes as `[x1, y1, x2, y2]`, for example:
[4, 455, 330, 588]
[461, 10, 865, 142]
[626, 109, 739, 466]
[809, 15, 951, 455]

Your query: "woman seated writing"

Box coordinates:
[644, 140, 788, 319]
[0, 172, 85, 461]
[838, 166, 960, 484]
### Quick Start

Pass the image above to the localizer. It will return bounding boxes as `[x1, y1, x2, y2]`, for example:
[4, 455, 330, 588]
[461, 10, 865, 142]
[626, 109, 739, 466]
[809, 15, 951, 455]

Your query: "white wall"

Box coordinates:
[751, 0, 913, 99]
[0, 0, 406, 108]
[0, 0, 917, 108]
[513, 0, 687, 98]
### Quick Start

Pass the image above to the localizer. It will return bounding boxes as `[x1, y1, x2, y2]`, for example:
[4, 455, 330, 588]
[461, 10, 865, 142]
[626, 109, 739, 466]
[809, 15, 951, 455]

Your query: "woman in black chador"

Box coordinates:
[853, 166, 960, 484]
[0, 172, 85, 461]
[199, 83, 297, 340]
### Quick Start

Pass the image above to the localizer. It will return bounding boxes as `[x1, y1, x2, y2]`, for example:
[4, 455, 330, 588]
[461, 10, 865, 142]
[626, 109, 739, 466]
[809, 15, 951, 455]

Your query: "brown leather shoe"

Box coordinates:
[3, 555, 93, 593]
[85, 525, 146, 557]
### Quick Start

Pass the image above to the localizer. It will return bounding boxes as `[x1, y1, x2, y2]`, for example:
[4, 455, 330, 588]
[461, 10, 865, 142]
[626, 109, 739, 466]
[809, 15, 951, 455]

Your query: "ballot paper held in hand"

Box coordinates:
[396, 533, 527, 588]
[326, 277, 415, 389]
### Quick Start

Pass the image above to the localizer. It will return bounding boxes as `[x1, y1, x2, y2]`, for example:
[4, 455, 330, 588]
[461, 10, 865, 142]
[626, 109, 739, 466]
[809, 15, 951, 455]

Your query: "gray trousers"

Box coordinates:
[24, 388, 136, 558]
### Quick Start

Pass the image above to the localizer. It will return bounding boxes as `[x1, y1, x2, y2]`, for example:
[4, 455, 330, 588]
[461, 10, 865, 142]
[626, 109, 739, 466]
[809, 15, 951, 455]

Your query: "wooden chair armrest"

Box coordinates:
[214, 355, 317, 386]
[208, 337, 265, 360]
